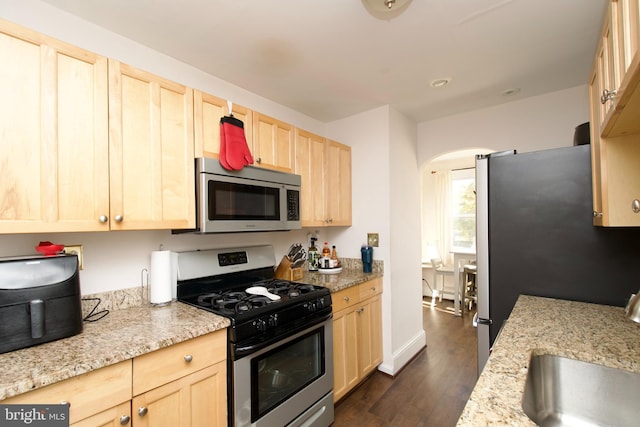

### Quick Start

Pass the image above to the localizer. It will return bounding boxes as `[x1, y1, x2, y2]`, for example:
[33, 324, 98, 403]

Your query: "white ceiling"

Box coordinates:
[41, 0, 608, 123]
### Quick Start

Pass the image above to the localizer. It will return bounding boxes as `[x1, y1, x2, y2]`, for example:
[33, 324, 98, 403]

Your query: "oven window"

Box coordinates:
[208, 180, 280, 220]
[251, 327, 325, 422]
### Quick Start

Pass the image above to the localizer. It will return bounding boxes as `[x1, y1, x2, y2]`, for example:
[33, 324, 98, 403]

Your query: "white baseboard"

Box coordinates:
[377, 329, 426, 376]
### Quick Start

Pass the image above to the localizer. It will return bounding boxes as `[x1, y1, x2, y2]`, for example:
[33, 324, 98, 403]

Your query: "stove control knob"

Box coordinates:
[268, 314, 279, 327]
[307, 302, 317, 312]
[316, 298, 325, 309]
[254, 319, 267, 332]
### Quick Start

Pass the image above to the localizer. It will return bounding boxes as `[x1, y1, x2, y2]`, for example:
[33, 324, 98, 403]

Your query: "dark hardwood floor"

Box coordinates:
[332, 298, 478, 427]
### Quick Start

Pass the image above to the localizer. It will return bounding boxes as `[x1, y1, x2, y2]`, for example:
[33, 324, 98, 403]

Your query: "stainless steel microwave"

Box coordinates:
[194, 157, 301, 233]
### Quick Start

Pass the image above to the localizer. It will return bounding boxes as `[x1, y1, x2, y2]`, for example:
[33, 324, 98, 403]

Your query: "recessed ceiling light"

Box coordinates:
[430, 78, 451, 88]
[501, 88, 521, 96]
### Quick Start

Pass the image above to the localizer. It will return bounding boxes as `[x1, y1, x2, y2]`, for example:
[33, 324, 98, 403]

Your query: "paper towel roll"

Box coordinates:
[150, 250, 173, 305]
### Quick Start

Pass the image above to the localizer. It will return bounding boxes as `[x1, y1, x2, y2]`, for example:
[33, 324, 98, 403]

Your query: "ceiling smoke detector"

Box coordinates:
[363, 0, 412, 17]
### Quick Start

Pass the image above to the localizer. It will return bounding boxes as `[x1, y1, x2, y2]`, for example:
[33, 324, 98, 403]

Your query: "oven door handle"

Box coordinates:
[233, 310, 332, 359]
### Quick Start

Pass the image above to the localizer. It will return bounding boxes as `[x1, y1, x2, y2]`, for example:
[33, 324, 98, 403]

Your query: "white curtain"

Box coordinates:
[433, 171, 452, 266]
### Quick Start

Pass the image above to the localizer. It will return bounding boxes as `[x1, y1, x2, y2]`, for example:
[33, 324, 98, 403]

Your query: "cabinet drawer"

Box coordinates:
[3, 361, 132, 425]
[332, 286, 360, 312]
[359, 278, 383, 301]
[133, 330, 226, 396]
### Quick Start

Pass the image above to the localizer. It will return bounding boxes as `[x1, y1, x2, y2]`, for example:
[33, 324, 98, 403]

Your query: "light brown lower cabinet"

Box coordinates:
[131, 364, 226, 427]
[71, 402, 132, 427]
[332, 278, 383, 402]
[2, 331, 227, 426]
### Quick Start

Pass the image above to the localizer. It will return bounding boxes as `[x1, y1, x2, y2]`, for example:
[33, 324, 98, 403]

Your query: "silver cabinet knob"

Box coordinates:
[60, 401, 70, 407]
[592, 211, 603, 218]
[632, 199, 640, 214]
[99, 215, 108, 223]
[256, 157, 262, 163]
[184, 354, 193, 363]
[356, 307, 365, 314]
[119, 415, 131, 425]
[343, 296, 350, 302]
[600, 89, 617, 104]
[114, 215, 123, 222]
[138, 407, 148, 417]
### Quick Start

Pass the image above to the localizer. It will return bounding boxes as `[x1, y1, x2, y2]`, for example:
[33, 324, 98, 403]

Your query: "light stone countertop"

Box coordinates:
[456, 295, 640, 426]
[0, 262, 382, 402]
[0, 302, 229, 401]
[296, 257, 384, 292]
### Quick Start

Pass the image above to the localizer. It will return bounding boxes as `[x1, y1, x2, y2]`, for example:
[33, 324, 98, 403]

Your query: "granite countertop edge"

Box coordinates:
[456, 295, 640, 426]
[0, 302, 230, 401]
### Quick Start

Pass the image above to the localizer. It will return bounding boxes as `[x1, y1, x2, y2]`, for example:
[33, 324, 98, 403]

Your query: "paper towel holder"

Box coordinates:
[140, 268, 149, 304]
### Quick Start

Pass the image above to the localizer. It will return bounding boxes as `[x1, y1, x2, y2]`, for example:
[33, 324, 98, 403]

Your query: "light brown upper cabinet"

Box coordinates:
[0, 19, 110, 233]
[589, 0, 640, 227]
[252, 112, 295, 172]
[108, 60, 195, 230]
[325, 139, 352, 226]
[194, 90, 253, 160]
[295, 130, 352, 227]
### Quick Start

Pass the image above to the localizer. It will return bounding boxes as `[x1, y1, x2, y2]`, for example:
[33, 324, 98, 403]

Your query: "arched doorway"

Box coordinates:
[420, 148, 492, 305]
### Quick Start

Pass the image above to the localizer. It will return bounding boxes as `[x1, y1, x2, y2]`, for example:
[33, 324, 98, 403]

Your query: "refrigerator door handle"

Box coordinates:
[473, 312, 492, 327]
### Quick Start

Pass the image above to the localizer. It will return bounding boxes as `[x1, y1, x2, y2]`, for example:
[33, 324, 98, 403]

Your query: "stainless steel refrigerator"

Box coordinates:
[475, 144, 640, 374]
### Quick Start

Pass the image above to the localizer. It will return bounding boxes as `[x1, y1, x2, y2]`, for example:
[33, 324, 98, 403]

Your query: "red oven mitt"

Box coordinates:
[220, 115, 253, 170]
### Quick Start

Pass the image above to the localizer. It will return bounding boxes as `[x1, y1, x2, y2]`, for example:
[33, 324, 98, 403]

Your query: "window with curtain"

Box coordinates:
[450, 168, 476, 251]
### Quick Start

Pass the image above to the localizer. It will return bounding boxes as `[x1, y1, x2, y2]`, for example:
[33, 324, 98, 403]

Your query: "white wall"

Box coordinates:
[417, 85, 590, 165]
[326, 106, 425, 375]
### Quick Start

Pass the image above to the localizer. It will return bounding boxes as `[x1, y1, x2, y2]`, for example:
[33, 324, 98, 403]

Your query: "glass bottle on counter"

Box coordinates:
[308, 237, 319, 271]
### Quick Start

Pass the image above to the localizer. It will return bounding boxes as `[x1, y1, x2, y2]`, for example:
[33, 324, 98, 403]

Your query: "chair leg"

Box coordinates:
[431, 289, 438, 308]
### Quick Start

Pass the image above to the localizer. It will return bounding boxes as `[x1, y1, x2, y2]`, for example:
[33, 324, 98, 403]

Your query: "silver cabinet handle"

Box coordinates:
[600, 89, 617, 104]
[120, 415, 131, 425]
[184, 354, 193, 363]
[99, 215, 108, 223]
[114, 215, 123, 222]
[138, 407, 148, 417]
[343, 296, 350, 302]
[593, 211, 603, 218]
[356, 307, 365, 314]
[632, 199, 640, 214]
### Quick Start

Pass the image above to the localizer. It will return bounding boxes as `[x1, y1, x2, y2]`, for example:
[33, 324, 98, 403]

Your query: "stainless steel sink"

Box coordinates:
[522, 354, 640, 427]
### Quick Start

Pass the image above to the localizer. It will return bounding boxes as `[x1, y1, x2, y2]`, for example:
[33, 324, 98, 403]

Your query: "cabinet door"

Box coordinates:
[332, 307, 359, 402]
[194, 92, 253, 160]
[295, 129, 327, 226]
[3, 361, 132, 425]
[0, 19, 110, 233]
[71, 402, 131, 427]
[252, 112, 294, 172]
[600, 5, 618, 122]
[108, 60, 195, 230]
[325, 140, 352, 226]
[132, 363, 226, 427]
[357, 295, 383, 378]
[589, 65, 606, 226]
[616, 0, 640, 78]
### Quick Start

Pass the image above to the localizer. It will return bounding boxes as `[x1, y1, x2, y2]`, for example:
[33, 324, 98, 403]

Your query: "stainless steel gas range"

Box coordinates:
[176, 246, 334, 427]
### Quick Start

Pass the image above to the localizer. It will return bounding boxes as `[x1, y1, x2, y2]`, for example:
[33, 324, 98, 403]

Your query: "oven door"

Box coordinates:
[232, 318, 334, 427]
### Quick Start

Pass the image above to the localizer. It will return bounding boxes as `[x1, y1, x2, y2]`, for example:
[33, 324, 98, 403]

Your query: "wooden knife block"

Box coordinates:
[275, 256, 303, 281]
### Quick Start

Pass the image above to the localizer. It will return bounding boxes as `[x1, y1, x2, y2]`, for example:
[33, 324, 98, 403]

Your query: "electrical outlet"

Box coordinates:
[63, 245, 84, 270]
[367, 233, 379, 247]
